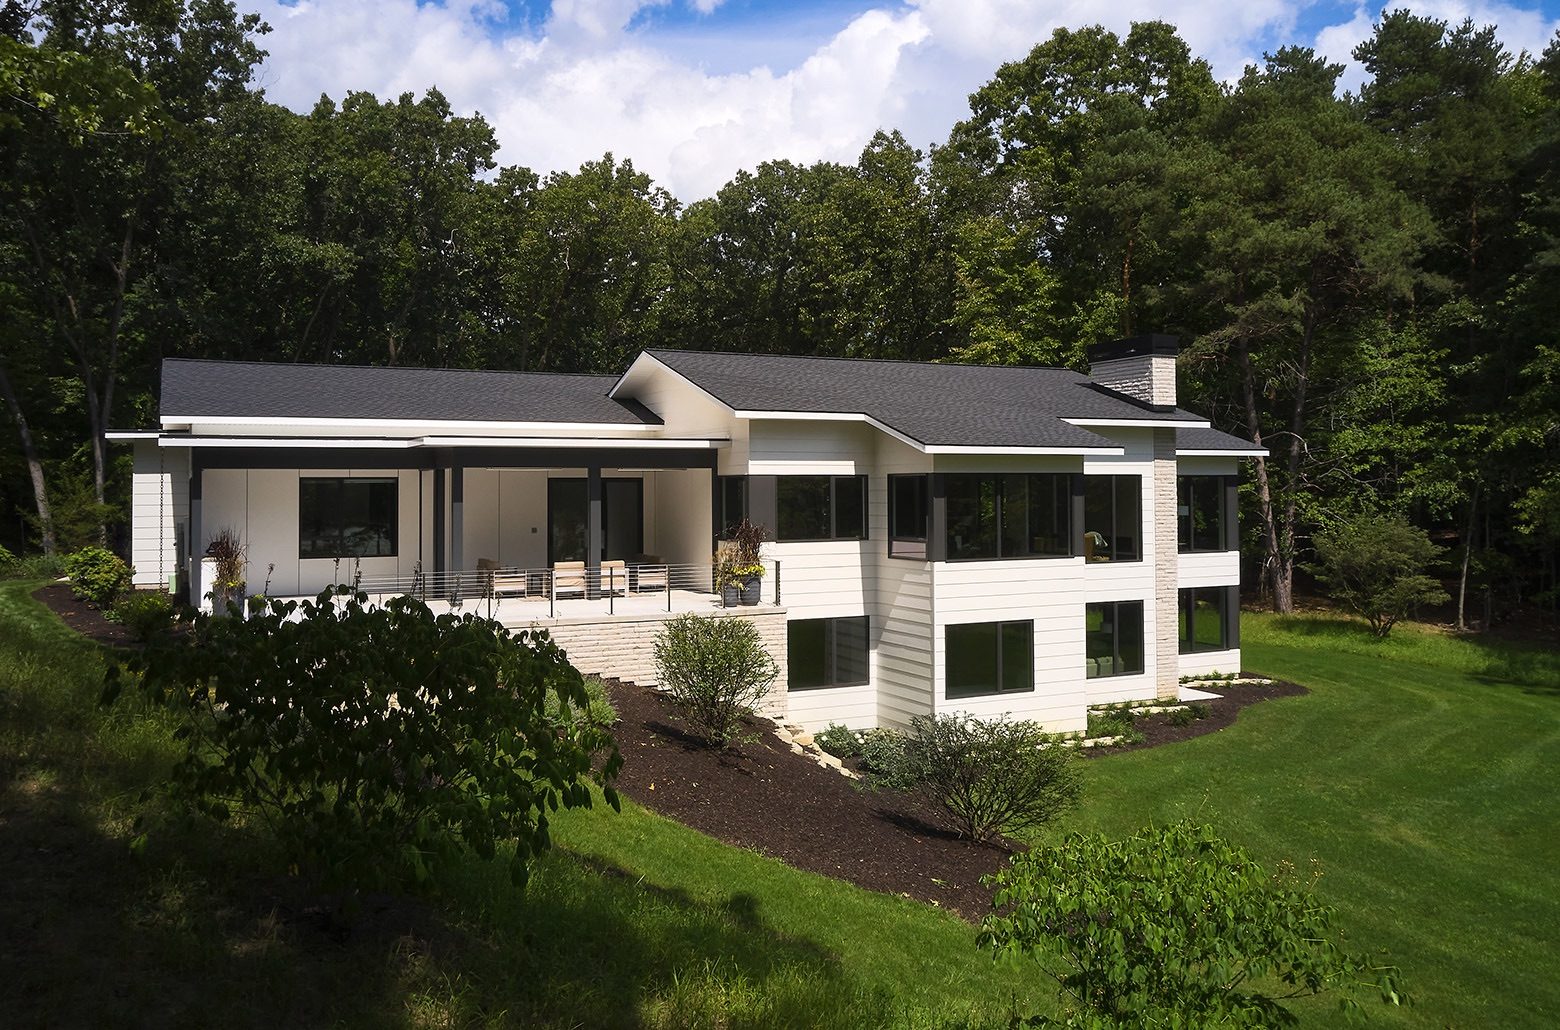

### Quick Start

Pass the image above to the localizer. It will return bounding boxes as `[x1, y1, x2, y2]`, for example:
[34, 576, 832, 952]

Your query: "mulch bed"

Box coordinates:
[31, 582, 136, 649]
[1085, 677, 1310, 757]
[603, 676, 1310, 921]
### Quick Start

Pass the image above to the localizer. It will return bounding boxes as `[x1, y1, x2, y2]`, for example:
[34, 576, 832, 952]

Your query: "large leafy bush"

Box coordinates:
[1309, 513, 1449, 637]
[63, 545, 132, 605]
[898, 713, 1080, 842]
[979, 822, 1406, 1027]
[106, 589, 620, 890]
[653, 613, 778, 746]
[108, 589, 176, 643]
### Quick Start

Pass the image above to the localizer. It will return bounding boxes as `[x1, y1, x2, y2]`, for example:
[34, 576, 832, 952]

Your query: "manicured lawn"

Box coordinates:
[1060, 614, 1560, 1028]
[2, 578, 1555, 1027]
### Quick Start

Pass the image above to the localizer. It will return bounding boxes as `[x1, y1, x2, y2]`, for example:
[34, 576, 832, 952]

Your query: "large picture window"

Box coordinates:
[777, 475, 866, 541]
[1085, 600, 1144, 678]
[788, 616, 870, 690]
[716, 475, 748, 538]
[888, 474, 929, 558]
[1083, 475, 1142, 562]
[945, 473, 1071, 561]
[946, 620, 1034, 698]
[299, 477, 397, 559]
[1180, 586, 1238, 653]
[1178, 476, 1233, 552]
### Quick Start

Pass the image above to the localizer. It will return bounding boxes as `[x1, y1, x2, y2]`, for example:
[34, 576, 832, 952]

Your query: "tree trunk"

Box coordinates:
[0, 362, 56, 554]
[1456, 481, 1479, 631]
[1235, 335, 1292, 613]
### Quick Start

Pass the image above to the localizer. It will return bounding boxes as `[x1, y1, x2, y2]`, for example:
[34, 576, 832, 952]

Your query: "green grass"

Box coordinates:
[1060, 613, 1560, 1029]
[0, 580, 1042, 1028]
[3, 578, 1556, 1027]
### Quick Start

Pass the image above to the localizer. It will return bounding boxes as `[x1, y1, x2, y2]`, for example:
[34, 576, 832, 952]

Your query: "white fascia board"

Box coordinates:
[1062, 416, 1212, 430]
[163, 436, 415, 449]
[1177, 447, 1268, 458]
[732, 408, 928, 452]
[160, 414, 659, 434]
[924, 444, 1125, 456]
[415, 436, 726, 449]
[105, 431, 160, 441]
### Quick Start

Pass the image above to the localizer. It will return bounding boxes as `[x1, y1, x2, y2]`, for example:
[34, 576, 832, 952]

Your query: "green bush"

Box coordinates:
[0, 544, 14, 572]
[1309, 513, 1449, 637]
[108, 590, 176, 643]
[10, 553, 66, 580]
[653, 613, 779, 747]
[898, 714, 1081, 842]
[105, 588, 621, 891]
[856, 728, 909, 782]
[62, 546, 133, 605]
[814, 722, 861, 758]
[1085, 706, 1137, 739]
[979, 822, 1407, 1027]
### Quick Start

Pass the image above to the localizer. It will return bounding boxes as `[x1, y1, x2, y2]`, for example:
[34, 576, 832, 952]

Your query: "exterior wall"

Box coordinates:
[871, 434, 934, 731]
[1174, 455, 1244, 681]
[652, 467, 715, 568]
[1080, 430, 1159, 706]
[130, 442, 188, 589]
[532, 607, 790, 719]
[1089, 354, 1176, 407]
[626, 363, 750, 472]
[199, 467, 425, 597]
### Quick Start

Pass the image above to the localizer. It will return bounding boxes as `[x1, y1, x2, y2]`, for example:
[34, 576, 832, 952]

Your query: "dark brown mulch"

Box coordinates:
[1084, 676, 1310, 757]
[31, 582, 136, 649]
[601, 679, 1010, 921]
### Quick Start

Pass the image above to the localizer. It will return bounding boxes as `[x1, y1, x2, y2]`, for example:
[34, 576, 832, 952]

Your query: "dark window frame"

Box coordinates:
[1083, 474, 1143, 563]
[298, 476, 398, 560]
[1178, 475, 1238, 553]
[1179, 586, 1241, 654]
[787, 615, 871, 691]
[775, 475, 868, 542]
[942, 472, 1074, 562]
[1085, 600, 1145, 679]
[888, 474, 930, 559]
[945, 619, 1035, 699]
[716, 475, 749, 540]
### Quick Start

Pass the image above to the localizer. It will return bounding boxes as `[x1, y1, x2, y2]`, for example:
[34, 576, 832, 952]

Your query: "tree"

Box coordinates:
[1309, 513, 1450, 636]
[979, 822, 1408, 1027]
[108, 589, 621, 891]
[653, 613, 778, 747]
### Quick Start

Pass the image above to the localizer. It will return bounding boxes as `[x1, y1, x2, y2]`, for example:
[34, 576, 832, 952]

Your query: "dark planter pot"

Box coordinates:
[721, 584, 740, 607]
[740, 577, 762, 606]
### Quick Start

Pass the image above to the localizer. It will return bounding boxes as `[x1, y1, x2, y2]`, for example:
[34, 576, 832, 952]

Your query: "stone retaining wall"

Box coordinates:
[513, 607, 791, 719]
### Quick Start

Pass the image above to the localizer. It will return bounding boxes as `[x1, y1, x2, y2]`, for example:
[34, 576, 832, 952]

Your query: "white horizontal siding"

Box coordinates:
[1179, 648, 1243, 679]
[785, 684, 877, 733]
[130, 442, 188, 588]
[1178, 550, 1241, 588]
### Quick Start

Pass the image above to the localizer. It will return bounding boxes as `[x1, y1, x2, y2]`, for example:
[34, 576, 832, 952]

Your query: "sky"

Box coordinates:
[247, 0, 1560, 200]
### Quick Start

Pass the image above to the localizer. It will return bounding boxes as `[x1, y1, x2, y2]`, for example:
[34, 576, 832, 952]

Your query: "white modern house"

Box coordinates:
[114, 336, 1263, 734]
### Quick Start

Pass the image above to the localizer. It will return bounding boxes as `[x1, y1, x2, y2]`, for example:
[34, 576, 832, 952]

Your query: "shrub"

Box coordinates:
[1085, 705, 1137, 739]
[1309, 513, 1449, 637]
[0, 544, 14, 572]
[104, 589, 621, 891]
[108, 590, 176, 643]
[10, 553, 66, 580]
[899, 713, 1081, 843]
[653, 613, 779, 746]
[856, 728, 909, 784]
[62, 546, 133, 606]
[814, 722, 861, 758]
[979, 822, 1407, 1027]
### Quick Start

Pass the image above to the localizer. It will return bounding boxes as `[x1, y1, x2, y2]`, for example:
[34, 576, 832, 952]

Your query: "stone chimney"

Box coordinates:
[1086, 334, 1178, 409]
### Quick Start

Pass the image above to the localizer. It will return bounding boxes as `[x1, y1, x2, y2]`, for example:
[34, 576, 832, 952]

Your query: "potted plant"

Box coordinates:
[714, 517, 768, 607]
[203, 527, 246, 616]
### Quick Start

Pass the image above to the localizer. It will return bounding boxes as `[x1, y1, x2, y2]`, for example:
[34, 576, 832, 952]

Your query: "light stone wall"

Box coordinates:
[1090, 355, 1178, 407]
[518, 607, 791, 719]
[1152, 428, 1180, 700]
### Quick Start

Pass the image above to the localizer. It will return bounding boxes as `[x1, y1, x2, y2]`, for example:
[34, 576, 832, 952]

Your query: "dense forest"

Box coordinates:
[2, 0, 1558, 624]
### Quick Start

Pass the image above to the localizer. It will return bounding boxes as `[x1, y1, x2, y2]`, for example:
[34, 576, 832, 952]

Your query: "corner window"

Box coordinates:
[888, 474, 929, 558]
[1180, 586, 1238, 653]
[1178, 476, 1232, 552]
[299, 477, 397, 559]
[1083, 475, 1142, 562]
[788, 616, 870, 690]
[945, 473, 1071, 561]
[1085, 601, 1144, 678]
[946, 620, 1033, 698]
[777, 476, 866, 542]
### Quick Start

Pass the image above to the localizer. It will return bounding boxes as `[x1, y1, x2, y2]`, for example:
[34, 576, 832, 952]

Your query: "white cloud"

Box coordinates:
[245, 0, 1560, 201]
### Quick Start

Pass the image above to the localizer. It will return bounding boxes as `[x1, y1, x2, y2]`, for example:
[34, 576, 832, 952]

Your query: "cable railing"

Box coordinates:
[350, 559, 782, 620]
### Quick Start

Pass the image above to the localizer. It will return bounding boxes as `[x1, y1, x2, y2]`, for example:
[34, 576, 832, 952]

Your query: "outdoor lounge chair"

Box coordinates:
[552, 561, 586, 598]
[599, 559, 628, 596]
[631, 553, 668, 592]
[477, 557, 528, 598]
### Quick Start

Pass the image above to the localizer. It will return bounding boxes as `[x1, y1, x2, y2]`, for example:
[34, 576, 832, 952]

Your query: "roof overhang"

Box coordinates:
[156, 434, 726, 450]
[105, 431, 160, 441]
[1062, 416, 1211, 430]
[1177, 447, 1268, 458]
[160, 414, 659, 433]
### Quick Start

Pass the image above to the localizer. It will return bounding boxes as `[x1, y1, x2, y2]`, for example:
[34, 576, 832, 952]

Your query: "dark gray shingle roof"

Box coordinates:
[644, 350, 1204, 449]
[161, 359, 662, 426]
[1175, 426, 1265, 453]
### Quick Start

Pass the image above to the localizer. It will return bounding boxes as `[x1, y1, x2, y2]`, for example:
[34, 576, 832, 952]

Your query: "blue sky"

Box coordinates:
[248, 1, 1560, 199]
